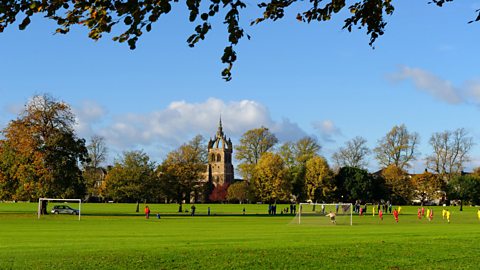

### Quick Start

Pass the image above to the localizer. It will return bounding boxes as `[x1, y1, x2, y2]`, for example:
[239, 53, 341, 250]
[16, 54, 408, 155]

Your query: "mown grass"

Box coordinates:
[0, 203, 479, 269]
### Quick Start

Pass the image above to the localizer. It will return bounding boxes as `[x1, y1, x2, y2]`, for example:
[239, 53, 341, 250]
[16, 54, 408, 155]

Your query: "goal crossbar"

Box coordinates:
[38, 198, 82, 220]
[298, 203, 353, 226]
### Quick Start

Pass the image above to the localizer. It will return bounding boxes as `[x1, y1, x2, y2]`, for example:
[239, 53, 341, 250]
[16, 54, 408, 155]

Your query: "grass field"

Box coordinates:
[1, 203, 479, 269]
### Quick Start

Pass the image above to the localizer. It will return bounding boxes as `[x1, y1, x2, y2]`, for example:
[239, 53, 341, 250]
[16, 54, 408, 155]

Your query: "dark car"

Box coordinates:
[51, 205, 79, 215]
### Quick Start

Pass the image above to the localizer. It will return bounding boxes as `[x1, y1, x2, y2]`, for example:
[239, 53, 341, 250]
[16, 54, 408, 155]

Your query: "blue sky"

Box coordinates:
[1, 1, 480, 172]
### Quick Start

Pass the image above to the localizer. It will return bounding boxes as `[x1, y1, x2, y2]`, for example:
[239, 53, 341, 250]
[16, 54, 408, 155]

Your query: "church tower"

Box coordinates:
[206, 117, 234, 186]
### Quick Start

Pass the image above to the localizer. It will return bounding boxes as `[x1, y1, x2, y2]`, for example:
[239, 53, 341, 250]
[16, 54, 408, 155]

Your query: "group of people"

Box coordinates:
[417, 207, 436, 222]
[145, 204, 480, 223]
[354, 200, 393, 217]
[268, 204, 296, 215]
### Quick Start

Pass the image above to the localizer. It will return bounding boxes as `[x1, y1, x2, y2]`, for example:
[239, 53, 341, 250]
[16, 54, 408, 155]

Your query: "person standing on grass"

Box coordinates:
[477, 209, 480, 221]
[326, 211, 336, 224]
[144, 205, 150, 219]
[379, 209, 383, 221]
[421, 207, 425, 217]
[393, 208, 399, 223]
[426, 208, 430, 220]
[446, 209, 451, 223]
[417, 208, 422, 220]
[372, 205, 375, 217]
[442, 208, 446, 220]
[191, 205, 196, 216]
[429, 208, 434, 221]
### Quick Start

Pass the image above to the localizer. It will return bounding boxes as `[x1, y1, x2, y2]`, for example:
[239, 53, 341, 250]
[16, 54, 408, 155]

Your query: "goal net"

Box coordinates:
[37, 198, 82, 220]
[291, 203, 352, 226]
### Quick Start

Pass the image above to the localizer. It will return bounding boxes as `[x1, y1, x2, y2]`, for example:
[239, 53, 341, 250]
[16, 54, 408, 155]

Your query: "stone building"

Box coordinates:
[206, 118, 234, 186]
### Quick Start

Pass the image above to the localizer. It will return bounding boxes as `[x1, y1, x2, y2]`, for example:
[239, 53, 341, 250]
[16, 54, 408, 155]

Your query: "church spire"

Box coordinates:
[217, 115, 224, 137]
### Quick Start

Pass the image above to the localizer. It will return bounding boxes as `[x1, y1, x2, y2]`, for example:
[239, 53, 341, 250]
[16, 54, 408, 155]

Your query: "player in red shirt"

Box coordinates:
[417, 208, 422, 219]
[393, 208, 399, 223]
[144, 205, 150, 219]
[379, 209, 383, 221]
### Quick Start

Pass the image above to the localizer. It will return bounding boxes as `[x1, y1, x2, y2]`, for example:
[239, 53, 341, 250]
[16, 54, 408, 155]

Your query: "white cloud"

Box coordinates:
[73, 100, 107, 138]
[312, 120, 342, 143]
[74, 98, 307, 161]
[389, 66, 480, 107]
[389, 66, 462, 104]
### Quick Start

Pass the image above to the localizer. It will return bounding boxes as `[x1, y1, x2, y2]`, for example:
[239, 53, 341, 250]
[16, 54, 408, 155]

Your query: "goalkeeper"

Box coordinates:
[326, 211, 336, 224]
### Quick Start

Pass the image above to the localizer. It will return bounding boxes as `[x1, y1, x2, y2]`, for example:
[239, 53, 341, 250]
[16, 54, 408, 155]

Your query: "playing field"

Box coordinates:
[0, 203, 479, 269]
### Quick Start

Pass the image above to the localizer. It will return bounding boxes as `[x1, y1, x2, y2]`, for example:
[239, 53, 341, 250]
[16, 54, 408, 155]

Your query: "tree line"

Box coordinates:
[1, 94, 480, 208]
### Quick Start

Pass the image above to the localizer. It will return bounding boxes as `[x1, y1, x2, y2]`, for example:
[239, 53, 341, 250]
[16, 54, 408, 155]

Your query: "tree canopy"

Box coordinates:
[332, 136, 370, 169]
[104, 150, 157, 202]
[1, 1, 476, 81]
[253, 152, 290, 203]
[374, 124, 419, 170]
[235, 126, 278, 180]
[157, 135, 208, 203]
[0, 94, 88, 200]
[446, 175, 480, 210]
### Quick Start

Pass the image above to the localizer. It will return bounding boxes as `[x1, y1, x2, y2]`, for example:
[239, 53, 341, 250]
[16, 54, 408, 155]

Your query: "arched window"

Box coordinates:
[210, 154, 215, 162]
[217, 154, 222, 162]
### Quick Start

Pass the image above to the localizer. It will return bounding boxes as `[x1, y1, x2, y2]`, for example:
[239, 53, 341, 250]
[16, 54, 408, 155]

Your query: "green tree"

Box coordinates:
[278, 137, 321, 201]
[104, 150, 157, 203]
[374, 124, 419, 170]
[1, 1, 475, 80]
[0, 141, 18, 200]
[0, 94, 88, 200]
[252, 152, 290, 203]
[305, 156, 334, 202]
[335, 166, 385, 202]
[235, 127, 278, 181]
[446, 175, 480, 211]
[157, 135, 208, 203]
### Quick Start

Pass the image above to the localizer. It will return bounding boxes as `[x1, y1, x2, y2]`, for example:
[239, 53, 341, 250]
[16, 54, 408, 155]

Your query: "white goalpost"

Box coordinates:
[37, 198, 82, 220]
[293, 203, 353, 226]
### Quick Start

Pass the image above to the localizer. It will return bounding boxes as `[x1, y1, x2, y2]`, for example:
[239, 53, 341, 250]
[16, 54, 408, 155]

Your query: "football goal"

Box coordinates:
[37, 198, 82, 220]
[292, 203, 353, 226]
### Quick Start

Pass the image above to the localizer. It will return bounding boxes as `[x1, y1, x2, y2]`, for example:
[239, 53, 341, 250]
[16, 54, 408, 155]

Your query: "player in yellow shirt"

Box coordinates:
[477, 209, 480, 221]
[446, 209, 451, 223]
[442, 209, 446, 220]
[398, 206, 402, 214]
[426, 208, 430, 221]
